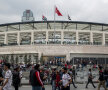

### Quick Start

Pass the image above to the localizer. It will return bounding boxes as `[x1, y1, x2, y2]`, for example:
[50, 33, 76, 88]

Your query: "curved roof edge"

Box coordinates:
[0, 20, 108, 26]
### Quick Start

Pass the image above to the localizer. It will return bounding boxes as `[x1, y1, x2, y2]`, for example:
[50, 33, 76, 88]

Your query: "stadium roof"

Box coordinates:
[0, 21, 108, 32]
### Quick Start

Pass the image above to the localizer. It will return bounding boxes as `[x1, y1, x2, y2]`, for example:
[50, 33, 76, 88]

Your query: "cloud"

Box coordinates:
[0, 0, 108, 24]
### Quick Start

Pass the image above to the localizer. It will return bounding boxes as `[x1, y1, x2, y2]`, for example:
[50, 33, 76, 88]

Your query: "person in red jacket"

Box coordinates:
[29, 64, 44, 90]
[56, 71, 60, 90]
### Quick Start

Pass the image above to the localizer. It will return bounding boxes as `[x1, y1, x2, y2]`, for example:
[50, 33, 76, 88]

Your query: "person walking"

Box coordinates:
[51, 68, 56, 90]
[72, 66, 76, 81]
[98, 66, 107, 90]
[85, 68, 96, 88]
[56, 71, 60, 90]
[0, 67, 3, 86]
[61, 67, 72, 90]
[40, 67, 47, 90]
[104, 68, 108, 88]
[12, 66, 21, 90]
[0, 63, 12, 90]
[69, 69, 77, 88]
[29, 64, 44, 90]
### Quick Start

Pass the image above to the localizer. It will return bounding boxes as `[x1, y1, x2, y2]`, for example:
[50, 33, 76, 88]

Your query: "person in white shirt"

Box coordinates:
[61, 67, 72, 90]
[0, 63, 12, 90]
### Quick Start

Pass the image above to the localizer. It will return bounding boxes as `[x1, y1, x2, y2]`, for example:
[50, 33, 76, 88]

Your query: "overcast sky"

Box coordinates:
[0, 0, 108, 24]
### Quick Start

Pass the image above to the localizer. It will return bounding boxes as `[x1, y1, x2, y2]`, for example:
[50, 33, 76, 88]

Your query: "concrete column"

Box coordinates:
[38, 52, 41, 63]
[4, 33, 7, 44]
[31, 31, 34, 45]
[31, 55, 33, 64]
[76, 31, 79, 45]
[102, 32, 105, 45]
[46, 31, 48, 44]
[90, 32, 93, 45]
[66, 53, 70, 61]
[61, 31, 64, 45]
[17, 32, 20, 45]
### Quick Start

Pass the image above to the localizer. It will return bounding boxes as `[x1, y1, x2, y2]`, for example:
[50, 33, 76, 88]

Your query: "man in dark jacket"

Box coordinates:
[98, 66, 107, 90]
[29, 64, 44, 90]
[12, 66, 20, 90]
[0, 67, 3, 85]
[51, 68, 56, 90]
[85, 69, 96, 88]
[40, 67, 47, 90]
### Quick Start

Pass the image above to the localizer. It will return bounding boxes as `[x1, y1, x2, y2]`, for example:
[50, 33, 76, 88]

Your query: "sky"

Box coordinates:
[0, 0, 108, 24]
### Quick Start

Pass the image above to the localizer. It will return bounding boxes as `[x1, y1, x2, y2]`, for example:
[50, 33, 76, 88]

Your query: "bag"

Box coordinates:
[42, 87, 45, 90]
[58, 81, 62, 86]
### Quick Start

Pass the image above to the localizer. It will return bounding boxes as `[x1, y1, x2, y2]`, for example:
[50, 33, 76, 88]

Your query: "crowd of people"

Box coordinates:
[29, 64, 75, 90]
[29, 64, 108, 90]
[0, 62, 107, 90]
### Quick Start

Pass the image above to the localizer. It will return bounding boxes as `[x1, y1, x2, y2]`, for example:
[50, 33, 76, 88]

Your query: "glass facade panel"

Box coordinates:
[103, 26, 108, 32]
[8, 25, 19, 31]
[0, 34, 5, 45]
[91, 25, 102, 31]
[34, 23, 47, 30]
[93, 33, 102, 45]
[77, 24, 90, 30]
[7, 33, 17, 45]
[105, 34, 108, 45]
[34, 32, 46, 44]
[78, 32, 90, 45]
[48, 31, 61, 44]
[20, 32, 31, 45]
[0, 26, 7, 32]
[48, 23, 61, 29]
[63, 32, 76, 44]
[20, 24, 33, 30]
[63, 23, 76, 30]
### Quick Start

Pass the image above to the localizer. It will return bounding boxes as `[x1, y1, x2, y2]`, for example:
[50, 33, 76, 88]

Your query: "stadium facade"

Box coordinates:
[0, 21, 108, 64]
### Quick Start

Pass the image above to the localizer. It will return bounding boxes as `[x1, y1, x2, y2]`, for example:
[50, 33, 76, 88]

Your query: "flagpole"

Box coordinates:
[54, 5, 56, 44]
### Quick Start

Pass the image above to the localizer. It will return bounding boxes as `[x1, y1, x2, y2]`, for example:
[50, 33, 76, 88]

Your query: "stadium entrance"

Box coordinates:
[43, 56, 66, 65]
[70, 57, 108, 65]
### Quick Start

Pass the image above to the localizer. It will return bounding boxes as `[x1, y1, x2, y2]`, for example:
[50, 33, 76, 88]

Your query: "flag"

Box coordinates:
[55, 7, 62, 16]
[42, 15, 47, 21]
[68, 15, 71, 20]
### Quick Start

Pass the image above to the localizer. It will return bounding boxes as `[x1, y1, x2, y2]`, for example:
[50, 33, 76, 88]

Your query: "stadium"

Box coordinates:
[0, 10, 108, 65]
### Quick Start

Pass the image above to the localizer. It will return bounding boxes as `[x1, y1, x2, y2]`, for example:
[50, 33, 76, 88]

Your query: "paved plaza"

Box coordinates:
[12, 84, 106, 90]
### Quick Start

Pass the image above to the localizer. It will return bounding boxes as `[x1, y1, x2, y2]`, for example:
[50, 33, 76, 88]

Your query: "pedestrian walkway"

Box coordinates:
[12, 84, 107, 90]
[76, 67, 99, 83]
